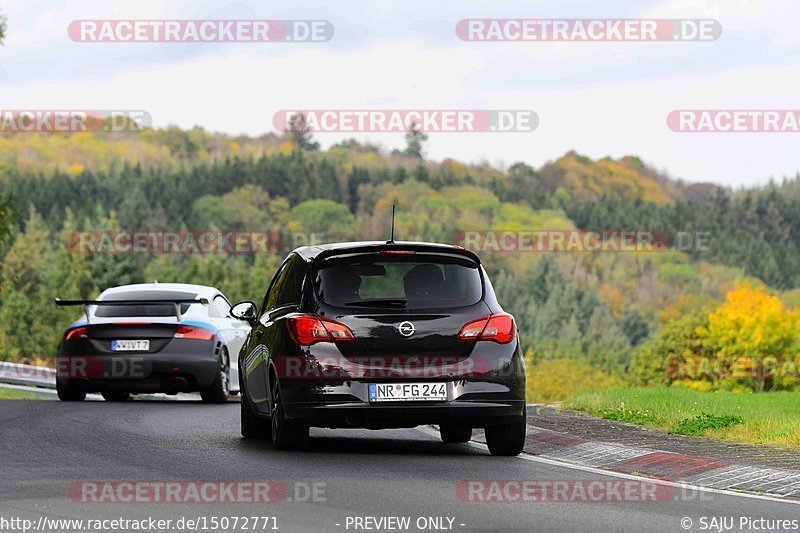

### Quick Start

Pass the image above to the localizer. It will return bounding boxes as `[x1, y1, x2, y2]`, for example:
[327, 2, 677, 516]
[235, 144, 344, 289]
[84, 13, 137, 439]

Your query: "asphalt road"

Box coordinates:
[0, 399, 797, 533]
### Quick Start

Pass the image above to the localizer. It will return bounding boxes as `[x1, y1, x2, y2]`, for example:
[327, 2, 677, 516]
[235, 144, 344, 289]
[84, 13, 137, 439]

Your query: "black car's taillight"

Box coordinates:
[288, 315, 355, 345]
[457, 313, 515, 344]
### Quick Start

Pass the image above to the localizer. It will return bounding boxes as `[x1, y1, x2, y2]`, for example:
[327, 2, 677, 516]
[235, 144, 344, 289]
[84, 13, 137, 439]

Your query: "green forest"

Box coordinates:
[2, 126, 800, 401]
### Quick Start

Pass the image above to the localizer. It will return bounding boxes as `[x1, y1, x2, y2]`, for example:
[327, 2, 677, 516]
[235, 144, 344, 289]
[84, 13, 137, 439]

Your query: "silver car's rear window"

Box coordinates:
[94, 290, 198, 317]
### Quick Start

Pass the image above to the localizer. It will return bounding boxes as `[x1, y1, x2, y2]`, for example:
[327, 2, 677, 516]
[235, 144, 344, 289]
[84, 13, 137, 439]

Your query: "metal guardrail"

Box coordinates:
[0, 361, 56, 389]
[0, 362, 199, 401]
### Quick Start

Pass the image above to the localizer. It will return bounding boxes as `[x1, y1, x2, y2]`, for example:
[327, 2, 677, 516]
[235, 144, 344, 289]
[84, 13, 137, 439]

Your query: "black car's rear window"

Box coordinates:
[94, 290, 198, 317]
[313, 254, 482, 310]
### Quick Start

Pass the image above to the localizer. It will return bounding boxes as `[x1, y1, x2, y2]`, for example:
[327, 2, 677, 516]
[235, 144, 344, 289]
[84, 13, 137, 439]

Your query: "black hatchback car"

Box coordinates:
[231, 241, 526, 455]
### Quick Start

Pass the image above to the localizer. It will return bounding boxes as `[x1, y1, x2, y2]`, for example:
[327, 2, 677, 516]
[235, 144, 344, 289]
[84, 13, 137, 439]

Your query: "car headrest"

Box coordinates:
[323, 268, 363, 302]
[403, 264, 445, 299]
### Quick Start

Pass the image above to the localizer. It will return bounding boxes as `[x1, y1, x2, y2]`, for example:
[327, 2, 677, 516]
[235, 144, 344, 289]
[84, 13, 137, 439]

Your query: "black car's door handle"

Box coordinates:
[254, 329, 263, 337]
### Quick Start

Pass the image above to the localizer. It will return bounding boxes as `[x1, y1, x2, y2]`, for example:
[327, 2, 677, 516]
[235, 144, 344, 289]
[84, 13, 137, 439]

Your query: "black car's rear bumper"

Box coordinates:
[285, 398, 525, 429]
[273, 341, 526, 429]
[278, 369, 525, 429]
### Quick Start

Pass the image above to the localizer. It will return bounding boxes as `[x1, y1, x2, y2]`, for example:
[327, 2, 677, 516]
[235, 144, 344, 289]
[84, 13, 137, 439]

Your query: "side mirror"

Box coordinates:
[230, 301, 258, 325]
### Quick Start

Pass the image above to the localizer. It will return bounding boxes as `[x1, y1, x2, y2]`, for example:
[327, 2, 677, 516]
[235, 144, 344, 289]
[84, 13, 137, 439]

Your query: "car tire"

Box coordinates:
[486, 406, 527, 456]
[440, 424, 472, 443]
[101, 392, 130, 402]
[200, 349, 230, 404]
[270, 383, 309, 451]
[56, 379, 86, 402]
[240, 369, 270, 440]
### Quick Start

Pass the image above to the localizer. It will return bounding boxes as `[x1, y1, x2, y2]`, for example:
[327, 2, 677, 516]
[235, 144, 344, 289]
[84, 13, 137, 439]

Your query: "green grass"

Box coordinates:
[596, 407, 663, 426]
[565, 387, 800, 449]
[0, 386, 53, 400]
[668, 413, 743, 435]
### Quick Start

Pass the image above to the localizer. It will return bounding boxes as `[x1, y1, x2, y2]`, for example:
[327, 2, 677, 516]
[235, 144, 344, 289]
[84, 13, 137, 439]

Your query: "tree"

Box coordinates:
[1, 209, 49, 297]
[628, 309, 709, 387]
[0, 210, 56, 357]
[0, 12, 6, 45]
[504, 162, 545, 206]
[0, 195, 14, 245]
[285, 113, 320, 152]
[621, 310, 650, 346]
[287, 199, 360, 242]
[192, 185, 288, 230]
[701, 283, 800, 392]
[83, 210, 146, 290]
[403, 123, 428, 158]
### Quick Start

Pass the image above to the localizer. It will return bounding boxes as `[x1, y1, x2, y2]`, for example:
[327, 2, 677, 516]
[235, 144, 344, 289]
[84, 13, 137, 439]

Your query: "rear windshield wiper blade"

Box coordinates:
[343, 298, 407, 308]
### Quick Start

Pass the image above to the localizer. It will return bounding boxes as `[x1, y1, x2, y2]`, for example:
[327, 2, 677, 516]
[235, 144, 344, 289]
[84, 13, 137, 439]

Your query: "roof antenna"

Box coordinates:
[387, 204, 396, 244]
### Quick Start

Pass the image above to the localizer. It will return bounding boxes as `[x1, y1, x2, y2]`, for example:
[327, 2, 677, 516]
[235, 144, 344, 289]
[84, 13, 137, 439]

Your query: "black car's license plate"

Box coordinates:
[368, 382, 447, 402]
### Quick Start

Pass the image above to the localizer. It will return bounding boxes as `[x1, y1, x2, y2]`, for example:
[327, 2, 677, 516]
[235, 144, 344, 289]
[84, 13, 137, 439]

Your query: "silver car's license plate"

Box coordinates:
[368, 382, 447, 402]
[111, 339, 150, 351]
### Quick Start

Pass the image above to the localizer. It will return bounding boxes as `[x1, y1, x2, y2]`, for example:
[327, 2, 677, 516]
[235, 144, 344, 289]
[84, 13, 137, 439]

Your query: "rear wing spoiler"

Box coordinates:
[54, 298, 209, 323]
[312, 242, 481, 265]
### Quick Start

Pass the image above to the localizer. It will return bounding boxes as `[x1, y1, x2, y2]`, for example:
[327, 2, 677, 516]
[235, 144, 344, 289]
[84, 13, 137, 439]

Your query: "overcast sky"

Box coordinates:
[1, 0, 799, 186]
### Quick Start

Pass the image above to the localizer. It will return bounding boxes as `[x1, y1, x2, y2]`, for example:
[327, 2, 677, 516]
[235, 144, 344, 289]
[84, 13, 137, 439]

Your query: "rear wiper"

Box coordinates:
[343, 298, 407, 308]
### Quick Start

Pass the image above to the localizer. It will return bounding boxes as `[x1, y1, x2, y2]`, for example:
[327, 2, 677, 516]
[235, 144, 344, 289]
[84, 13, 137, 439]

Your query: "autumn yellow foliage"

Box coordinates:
[703, 284, 799, 357]
[553, 151, 673, 204]
[527, 357, 623, 402]
[699, 283, 800, 391]
[642, 283, 800, 392]
[68, 163, 85, 175]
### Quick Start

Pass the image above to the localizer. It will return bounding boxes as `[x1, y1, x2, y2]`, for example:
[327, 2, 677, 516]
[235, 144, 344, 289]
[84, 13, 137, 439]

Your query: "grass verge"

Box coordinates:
[0, 385, 53, 400]
[564, 386, 800, 449]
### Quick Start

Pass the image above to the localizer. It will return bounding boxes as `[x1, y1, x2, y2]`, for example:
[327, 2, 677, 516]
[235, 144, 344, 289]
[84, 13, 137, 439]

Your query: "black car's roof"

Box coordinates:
[293, 241, 481, 264]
